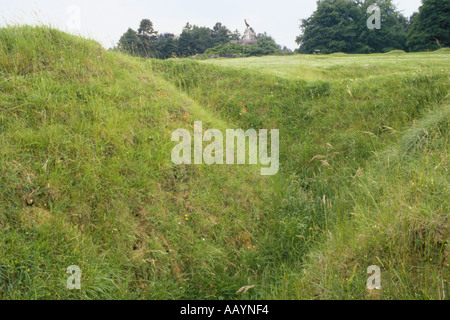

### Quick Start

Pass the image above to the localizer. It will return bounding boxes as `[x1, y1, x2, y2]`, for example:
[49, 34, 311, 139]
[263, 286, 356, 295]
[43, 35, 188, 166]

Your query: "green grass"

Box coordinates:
[201, 52, 450, 81]
[0, 25, 448, 300]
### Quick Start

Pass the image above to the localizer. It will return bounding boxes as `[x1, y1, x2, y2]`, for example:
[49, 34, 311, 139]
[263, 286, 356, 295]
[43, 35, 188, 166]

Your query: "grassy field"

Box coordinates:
[0, 26, 448, 300]
[202, 50, 450, 81]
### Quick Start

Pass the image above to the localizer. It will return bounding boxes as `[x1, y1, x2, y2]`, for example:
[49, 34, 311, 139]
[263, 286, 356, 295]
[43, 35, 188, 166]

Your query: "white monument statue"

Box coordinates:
[231, 19, 257, 46]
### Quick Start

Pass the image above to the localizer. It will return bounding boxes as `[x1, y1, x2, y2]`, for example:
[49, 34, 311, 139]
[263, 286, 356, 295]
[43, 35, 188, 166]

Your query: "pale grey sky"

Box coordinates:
[1, 0, 423, 50]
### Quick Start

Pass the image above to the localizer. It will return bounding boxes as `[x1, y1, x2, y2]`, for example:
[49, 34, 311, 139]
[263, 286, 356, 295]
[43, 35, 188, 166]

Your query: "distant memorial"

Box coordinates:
[231, 19, 257, 46]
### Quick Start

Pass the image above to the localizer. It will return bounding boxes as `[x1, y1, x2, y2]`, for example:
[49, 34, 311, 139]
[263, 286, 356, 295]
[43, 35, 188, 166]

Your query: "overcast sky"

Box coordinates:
[1, 0, 423, 50]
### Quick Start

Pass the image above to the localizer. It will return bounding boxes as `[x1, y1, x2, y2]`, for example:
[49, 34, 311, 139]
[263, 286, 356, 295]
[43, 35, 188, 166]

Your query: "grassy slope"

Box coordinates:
[199, 53, 450, 300]
[0, 26, 272, 299]
[152, 51, 449, 299]
[0, 26, 448, 299]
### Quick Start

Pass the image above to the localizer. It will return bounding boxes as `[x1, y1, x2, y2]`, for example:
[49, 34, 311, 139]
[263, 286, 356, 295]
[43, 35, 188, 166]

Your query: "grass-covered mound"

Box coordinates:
[0, 26, 272, 299]
[200, 41, 288, 59]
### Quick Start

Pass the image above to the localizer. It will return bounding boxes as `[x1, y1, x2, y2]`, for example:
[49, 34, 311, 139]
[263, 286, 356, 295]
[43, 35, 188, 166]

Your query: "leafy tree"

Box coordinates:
[136, 19, 159, 57]
[178, 25, 215, 56]
[178, 28, 194, 57]
[119, 19, 166, 58]
[297, 0, 408, 54]
[118, 28, 139, 54]
[231, 29, 241, 41]
[212, 22, 231, 46]
[183, 22, 193, 31]
[138, 19, 157, 36]
[409, 11, 419, 27]
[255, 33, 280, 54]
[297, 0, 362, 54]
[158, 34, 178, 59]
[190, 26, 215, 53]
[407, 0, 450, 52]
[356, 0, 408, 53]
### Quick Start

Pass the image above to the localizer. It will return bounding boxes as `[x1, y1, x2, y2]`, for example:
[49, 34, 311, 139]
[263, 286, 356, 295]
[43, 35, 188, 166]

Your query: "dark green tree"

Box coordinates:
[212, 22, 231, 46]
[178, 28, 194, 56]
[118, 28, 139, 54]
[255, 33, 280, 54]
[231, 29, 241, 41]
[190, 26, 214, 53]
[136, 19, 159, 57]
[297, 0, 408, 54]
[178, 25, 215, 56]
[356, 0, 408, 53]
[407, 0, 450, 52]
[158, 33, 178, 59]
[296, 0, 362, 54]
[138, 19, 157, 36]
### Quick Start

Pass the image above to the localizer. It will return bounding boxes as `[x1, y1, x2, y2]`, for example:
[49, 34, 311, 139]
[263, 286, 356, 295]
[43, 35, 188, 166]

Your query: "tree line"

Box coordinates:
[118, 20, 239, 58]
[118, 0, 449, 59]
[118, 20, 288, 59]
[297, 0, 449, 54]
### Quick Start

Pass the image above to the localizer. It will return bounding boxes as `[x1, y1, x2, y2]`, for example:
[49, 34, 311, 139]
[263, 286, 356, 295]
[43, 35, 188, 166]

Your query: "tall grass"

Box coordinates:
[0, 26, 448, 299]
[0, 26, 271, 299]
[151, 53, 449, 299]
